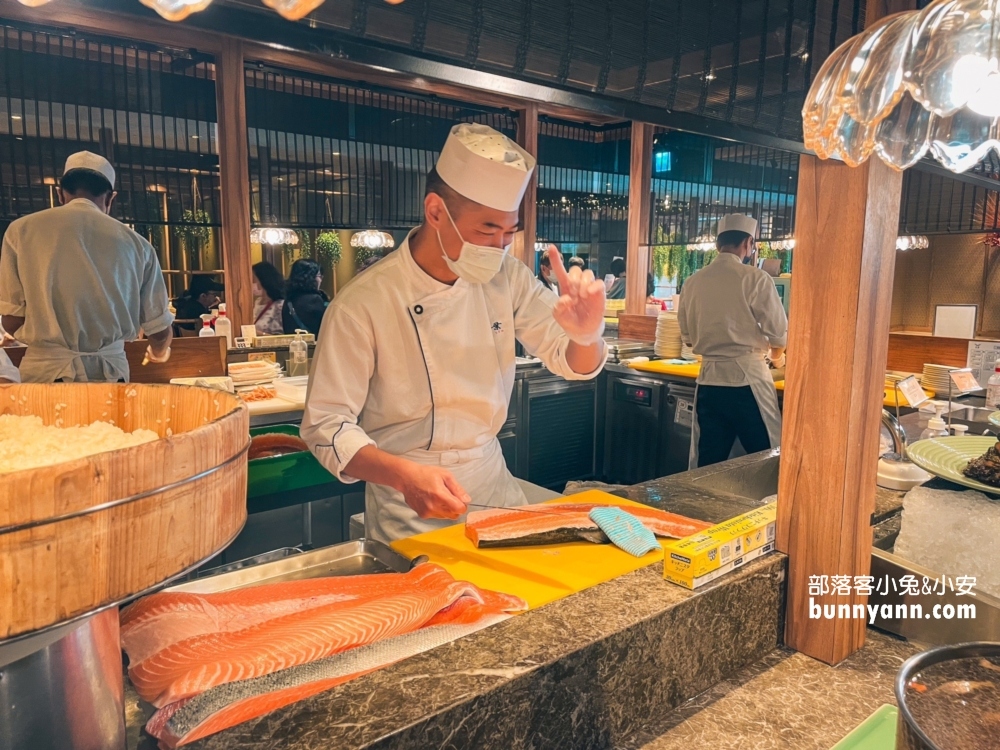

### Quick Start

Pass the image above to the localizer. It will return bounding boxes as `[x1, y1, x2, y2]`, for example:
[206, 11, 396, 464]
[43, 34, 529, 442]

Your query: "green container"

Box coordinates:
[247, 424, 337, 500]
[831, 705, 897, 750]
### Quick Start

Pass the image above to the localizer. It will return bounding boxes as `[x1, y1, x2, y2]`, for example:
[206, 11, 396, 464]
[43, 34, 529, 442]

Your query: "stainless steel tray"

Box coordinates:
[165, 540, 420, 595]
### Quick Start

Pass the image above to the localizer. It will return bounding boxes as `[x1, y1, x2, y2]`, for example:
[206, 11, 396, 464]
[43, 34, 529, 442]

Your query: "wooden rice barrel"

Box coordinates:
[0, 383, 249, 640]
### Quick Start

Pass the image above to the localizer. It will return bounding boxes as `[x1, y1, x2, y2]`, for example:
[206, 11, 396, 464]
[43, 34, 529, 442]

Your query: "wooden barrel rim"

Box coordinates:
[0, 440, 250, 536]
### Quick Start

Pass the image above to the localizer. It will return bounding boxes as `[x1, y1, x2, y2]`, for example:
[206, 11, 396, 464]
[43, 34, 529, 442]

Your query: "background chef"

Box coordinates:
[301, 123, 608, 543]
[677, 214, 787, 468]
[0, 152, 173, 382]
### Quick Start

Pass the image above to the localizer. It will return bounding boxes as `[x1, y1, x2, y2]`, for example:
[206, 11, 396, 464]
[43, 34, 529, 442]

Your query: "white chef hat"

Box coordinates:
[435, 123, 537, 212]
[717, 214, 758, 238]
[63, 151, 116, 188]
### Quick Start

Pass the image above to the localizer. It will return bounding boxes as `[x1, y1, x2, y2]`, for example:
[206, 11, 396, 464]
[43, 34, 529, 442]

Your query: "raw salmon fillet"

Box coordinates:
[465, 502, 711, 548]
[146, 589, 527, 747]
[129, 564, 475, 707]
[120, 564, 442, 664]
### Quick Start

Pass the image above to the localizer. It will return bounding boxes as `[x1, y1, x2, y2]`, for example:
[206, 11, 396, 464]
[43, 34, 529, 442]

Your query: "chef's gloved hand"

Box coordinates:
[400, 463, 471, 520]
[143, 345, 172, 365]
[547, 247, 606, 346]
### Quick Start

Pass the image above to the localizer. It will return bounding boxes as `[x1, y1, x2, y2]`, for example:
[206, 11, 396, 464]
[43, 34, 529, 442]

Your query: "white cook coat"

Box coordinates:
[0, 199, 174, 383]
[677, 253, 787, 468]
[300, 232, 608, 543]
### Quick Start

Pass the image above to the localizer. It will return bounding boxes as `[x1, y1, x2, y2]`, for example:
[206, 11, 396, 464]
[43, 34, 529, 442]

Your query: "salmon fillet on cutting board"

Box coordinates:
[465, 502, 711, 548]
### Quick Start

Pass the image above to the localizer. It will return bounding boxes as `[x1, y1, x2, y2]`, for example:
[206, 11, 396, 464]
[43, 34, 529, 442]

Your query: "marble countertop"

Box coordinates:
[622, 630, 920, 750]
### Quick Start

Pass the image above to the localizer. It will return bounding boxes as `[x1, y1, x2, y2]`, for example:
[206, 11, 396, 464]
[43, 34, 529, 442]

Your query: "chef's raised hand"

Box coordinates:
[399, 463, 472, 520]
[547, 247, 606, 345]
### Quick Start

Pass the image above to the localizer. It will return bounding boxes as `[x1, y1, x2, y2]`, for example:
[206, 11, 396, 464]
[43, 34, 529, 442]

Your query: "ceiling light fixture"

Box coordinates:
[803, 0, 1000, 173]
[350, 228, 395, 250]
[251, 227, 300, 246]
[896, 235, 930, 251]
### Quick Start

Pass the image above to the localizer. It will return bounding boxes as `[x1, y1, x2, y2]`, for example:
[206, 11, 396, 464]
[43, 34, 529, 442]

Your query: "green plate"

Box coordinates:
[830, 704, 897, 750]
[906, 436, 1000, 496]
[990, 411, 1000, 429]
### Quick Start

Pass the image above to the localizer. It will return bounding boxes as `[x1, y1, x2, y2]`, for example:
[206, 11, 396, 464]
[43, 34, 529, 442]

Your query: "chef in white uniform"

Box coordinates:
[0, 152, 173, 382]
[301, 124, 608, 543]
[677, 214, 786, 468]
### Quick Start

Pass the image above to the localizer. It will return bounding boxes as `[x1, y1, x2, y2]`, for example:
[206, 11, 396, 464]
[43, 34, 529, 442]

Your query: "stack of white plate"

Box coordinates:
[655, 313, 682, 359]
[228, 360, 284, 387]
[922, 363, 959, 395]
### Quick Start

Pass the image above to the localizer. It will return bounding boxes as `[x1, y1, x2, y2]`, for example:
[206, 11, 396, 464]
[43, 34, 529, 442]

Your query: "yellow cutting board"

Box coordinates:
[773, 381, 932, 406]
[391, 490, 669, 610]
[628, 360, 701, 378]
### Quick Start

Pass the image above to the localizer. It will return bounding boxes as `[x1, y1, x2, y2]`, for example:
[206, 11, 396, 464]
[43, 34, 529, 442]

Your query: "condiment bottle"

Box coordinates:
[288, 329, 309, 377]
[987, 363, 1000, 408]
[215, 303, 233, 349]
[199, 314, 216, 337]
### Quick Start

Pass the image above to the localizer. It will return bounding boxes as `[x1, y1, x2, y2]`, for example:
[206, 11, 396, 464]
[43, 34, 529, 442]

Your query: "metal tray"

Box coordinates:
[165, 540, 422, 595]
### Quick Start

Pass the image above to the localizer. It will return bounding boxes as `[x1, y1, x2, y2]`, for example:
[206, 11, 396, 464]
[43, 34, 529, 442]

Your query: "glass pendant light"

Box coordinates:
[250, 227, 300, 246]
[138, 0, 215, 21]
[803, 0, 1000, 173]
[350, 229, 395, 250]
[261, 0, 326, 21]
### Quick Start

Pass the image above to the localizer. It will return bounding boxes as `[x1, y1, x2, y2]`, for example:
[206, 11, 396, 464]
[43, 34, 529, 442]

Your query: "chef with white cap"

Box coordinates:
[0, 151, 174, 382]
[677, 214, 787, 468]
[301, 124, 607, 543]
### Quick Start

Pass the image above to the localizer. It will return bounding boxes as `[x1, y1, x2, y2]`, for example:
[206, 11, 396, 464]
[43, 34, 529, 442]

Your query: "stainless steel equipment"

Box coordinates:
[604, 338, 656, 364]
[0, 609, 125, 750]
[168, 539, 418, 594]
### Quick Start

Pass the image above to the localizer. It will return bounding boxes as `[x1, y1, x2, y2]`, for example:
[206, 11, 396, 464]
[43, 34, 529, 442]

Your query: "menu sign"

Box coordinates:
[967, 340, 1000, 387]
[950, 369, 983, 393]
[896, 375, 929, 407]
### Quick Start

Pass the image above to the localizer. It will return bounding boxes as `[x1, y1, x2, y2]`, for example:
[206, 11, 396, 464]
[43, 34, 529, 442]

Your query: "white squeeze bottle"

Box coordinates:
[919, 405, 949, 440]
[215, 303, 233, 349]
[987, 363, 1000, 409]
[288, 329, 309, 378]
[198, 314, 215, 337]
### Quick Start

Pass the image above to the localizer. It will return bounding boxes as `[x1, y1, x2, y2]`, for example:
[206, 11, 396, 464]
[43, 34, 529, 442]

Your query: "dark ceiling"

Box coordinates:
[218, 0, 866, 144]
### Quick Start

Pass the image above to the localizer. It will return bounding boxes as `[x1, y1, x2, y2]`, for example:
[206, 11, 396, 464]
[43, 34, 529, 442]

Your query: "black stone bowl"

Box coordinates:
[895, 641, 1000, 750]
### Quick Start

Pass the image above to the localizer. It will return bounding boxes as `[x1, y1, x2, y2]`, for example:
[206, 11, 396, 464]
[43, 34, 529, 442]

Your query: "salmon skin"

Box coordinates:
[120, 564, 443, 665]
[465, 502, 712, 548]
[146, 589, 526, 748]
[129, 565, 479, 707]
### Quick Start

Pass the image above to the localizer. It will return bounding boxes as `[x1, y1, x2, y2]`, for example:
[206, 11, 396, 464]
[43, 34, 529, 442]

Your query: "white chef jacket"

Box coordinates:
[677, 252, 787, 468]
[677, 253, 787, 386]
[301, 232, 608, 542]
[0, 199, 174, 383]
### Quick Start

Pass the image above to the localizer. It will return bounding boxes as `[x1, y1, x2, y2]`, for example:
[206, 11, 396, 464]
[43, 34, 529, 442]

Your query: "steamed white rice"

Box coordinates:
[0, 414, 158, 474]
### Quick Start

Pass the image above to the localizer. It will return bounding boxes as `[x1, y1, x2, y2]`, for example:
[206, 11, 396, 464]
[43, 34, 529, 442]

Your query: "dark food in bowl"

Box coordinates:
[962, 441, 1000, 487]
[904, 656, 1000, 749]
[248, 433, 309, 460]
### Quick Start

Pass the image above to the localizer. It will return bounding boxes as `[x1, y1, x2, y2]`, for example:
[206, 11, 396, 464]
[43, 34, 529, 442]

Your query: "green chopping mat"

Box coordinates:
[831, 705, 897, 750]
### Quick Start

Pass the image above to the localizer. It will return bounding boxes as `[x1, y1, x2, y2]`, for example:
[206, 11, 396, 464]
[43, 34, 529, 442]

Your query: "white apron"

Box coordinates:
[688, 352, 782, 469]
[364, 277, 526, 543]
[20, 340, 129, 383]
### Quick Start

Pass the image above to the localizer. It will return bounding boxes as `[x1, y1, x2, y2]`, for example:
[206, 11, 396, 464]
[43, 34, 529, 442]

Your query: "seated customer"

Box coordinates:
[282, 259, 329, 336]
[173, 275, 224, 332]
[252, 261, 286, 336]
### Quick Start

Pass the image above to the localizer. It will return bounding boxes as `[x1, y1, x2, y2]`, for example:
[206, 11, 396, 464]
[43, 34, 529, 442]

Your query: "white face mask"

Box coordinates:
[437, 203, 509, 284]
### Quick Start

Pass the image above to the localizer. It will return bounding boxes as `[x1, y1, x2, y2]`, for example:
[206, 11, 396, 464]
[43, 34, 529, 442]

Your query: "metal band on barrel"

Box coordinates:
[0, 441, 250, 535]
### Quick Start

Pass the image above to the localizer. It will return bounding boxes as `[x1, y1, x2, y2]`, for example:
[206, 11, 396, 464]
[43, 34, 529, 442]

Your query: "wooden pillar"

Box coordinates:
[626, 122, 654, 315]
[516, 103, 539, 267]
[215, 37, 254, 333]
[776, 0, 913, 665]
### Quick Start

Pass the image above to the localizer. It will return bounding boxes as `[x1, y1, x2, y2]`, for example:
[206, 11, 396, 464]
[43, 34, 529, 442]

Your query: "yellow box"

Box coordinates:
[663, 502, 777, 589]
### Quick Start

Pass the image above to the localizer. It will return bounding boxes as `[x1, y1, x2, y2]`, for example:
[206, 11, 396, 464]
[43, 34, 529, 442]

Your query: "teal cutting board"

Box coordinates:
[831, 705, 897, 750]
